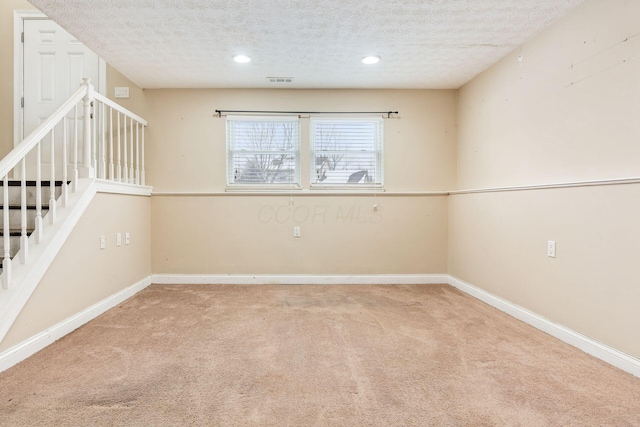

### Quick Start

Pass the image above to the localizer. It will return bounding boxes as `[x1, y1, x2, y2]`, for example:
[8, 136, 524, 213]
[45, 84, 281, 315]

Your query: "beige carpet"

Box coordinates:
[1, 284, 639, 426]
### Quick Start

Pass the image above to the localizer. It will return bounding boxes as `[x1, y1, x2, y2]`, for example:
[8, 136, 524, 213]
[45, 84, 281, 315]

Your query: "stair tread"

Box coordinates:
[1, 180, 69, 187]
[0, 230, 35, 237]
[0, 205, 50, 210]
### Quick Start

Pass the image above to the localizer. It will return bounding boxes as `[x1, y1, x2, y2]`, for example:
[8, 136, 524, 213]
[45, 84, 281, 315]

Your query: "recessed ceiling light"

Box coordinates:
[362, 55, 381, 65]
[233, 55, 251, 63]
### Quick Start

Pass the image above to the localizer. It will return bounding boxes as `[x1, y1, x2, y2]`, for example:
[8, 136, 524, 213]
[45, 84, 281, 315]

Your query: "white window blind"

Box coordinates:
[226, 116, 300, 186]
[311, 118, 383, 186]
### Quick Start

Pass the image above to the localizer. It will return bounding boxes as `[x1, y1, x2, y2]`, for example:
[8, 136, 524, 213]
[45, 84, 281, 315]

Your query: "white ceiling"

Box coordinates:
[28, 0, 585, 89]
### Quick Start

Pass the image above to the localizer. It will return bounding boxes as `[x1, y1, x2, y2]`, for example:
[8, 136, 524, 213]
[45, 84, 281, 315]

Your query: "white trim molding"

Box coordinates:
[448, 275, 640, 379]
[0, 276, 152, 373]
[152, 177, 640, 198]
[151, 191, 448, 197]
[449, 176, 640, 195]
[151, 274, 449, 286]
[95, 180, 153, 196]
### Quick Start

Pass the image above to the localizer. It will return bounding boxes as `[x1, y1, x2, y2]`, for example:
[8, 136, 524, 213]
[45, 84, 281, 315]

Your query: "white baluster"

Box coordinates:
[141, 125, 145, 186]
[20, 158, 28, 264]
[35, 142, 42, 244]
[135, 122, 140, 184]
[117, 112, 122, 182]
[92, 99, 97, 173]
[73, 104, 78, 192]
[123, 116, 128, 183]
[2, 175, 12, 289]
[62, 114, 68, 208]
[82, 78, 94, 178]
[109, 107, 114, 181]
[100, 103, 106, 179]
[49, 130, 56, 225]
[129, 118, 134, 183]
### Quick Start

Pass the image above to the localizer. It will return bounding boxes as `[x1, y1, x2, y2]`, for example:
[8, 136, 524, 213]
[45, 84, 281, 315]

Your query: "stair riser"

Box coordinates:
[3, 187, 62, 206]
[0, 209, 47, 230]
[0, 236, 24, 259]
[0, 181, 64, 264]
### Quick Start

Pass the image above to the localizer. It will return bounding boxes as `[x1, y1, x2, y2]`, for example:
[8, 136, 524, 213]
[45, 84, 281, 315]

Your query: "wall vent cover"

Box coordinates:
[267, 77, 294, 84]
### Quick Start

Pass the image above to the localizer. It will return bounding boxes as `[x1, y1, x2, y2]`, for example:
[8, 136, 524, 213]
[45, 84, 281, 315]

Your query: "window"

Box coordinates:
[310, 118, 383, 187]
[226, 116, 300, 187]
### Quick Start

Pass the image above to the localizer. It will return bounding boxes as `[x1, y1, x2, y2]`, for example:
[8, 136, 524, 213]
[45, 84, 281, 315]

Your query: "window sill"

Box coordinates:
[225, 185, 302, 193]
[309, 184, 385, 192]
[222, 185, 387, 196]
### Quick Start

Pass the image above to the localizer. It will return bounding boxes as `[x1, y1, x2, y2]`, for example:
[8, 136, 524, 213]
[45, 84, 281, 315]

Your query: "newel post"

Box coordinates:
[81, 78, 95, 178]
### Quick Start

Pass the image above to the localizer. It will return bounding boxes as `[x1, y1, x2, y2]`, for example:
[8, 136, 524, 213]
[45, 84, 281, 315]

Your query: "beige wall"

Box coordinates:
[451, 0, 640, 358]
[0, 193, 152, 351]
[146, 89, 456, 192]
[153, 194, 448, 275]
[147, 89, 456, 274]
[106, 64, 149, 120]
[456, 0, 640, 189]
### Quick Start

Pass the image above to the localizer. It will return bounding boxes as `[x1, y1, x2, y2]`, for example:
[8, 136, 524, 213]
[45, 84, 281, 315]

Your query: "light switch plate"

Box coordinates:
[114, 87, 130, 99]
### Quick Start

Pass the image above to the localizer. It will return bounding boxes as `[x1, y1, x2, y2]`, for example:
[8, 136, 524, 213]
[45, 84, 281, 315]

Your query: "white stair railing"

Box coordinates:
[91, 91, 147, 184]
[0, 78, 147, 290]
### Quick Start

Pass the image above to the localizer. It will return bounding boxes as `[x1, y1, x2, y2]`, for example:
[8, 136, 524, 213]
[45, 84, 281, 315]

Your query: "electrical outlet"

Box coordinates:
[293, 226, 301, 238]
[125, 232, 130, 245]
[116, 233, 122, 246]
[100, 235, 106, 250]
[547, 240, 556, 258]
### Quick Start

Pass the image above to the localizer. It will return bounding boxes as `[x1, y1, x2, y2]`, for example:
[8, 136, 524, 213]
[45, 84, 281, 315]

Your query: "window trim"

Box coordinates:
[225, 115, 301, 189]
[309, 117, 384, 190]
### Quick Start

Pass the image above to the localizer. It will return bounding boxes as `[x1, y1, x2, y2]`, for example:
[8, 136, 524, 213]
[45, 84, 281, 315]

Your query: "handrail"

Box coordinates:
[93, 92, 148, 126]
[0, 85, 87, 180]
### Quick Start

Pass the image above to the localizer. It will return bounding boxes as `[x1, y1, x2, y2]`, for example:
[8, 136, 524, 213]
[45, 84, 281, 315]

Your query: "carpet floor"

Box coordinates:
[1, 284, 639, 426]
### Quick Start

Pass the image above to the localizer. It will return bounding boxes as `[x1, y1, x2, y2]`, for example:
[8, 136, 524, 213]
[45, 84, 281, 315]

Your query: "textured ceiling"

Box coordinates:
[27, 0, 585, 89]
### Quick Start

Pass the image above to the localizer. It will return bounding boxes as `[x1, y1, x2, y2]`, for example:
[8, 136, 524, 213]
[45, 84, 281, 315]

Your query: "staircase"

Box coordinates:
[0, 78, 148, 346]
[0, 180, 63, 260]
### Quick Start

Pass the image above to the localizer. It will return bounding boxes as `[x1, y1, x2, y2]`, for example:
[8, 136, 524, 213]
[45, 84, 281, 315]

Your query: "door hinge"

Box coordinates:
[21, 32, 24, 43]
[21, 97, 24, 108]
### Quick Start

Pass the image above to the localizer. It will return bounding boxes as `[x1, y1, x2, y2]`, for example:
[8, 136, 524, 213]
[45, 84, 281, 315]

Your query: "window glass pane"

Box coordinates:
[311, 119, 383, 185]
[227, 118, 300, 185]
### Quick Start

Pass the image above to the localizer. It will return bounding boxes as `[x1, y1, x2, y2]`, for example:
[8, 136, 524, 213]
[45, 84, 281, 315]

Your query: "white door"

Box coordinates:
[22, 18, 100, 178]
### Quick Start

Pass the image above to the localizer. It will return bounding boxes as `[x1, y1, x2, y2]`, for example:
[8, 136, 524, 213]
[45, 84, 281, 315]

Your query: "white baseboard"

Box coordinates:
[0, 276, 152, 374]
[3, 273, 638, 380]
[151, 274, 450, 285]
[448, 275, 640, 379]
